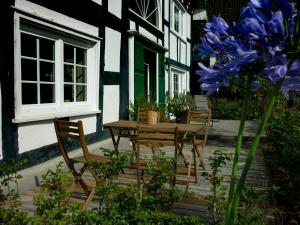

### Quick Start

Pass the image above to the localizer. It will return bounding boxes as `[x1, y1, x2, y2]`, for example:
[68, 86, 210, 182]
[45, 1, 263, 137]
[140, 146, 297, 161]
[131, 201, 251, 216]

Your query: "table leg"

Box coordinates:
[108, 127, 120, 154]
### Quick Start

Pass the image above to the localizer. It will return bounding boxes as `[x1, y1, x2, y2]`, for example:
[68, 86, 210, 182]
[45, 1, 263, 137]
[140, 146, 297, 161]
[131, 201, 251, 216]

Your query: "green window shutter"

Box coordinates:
[158, 53, 165, 107]
[134, 42, 144, 100]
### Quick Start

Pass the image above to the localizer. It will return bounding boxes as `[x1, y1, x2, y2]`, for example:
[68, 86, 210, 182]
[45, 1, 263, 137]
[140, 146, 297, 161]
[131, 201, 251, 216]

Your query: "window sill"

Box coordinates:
[12, 109, 101, 123]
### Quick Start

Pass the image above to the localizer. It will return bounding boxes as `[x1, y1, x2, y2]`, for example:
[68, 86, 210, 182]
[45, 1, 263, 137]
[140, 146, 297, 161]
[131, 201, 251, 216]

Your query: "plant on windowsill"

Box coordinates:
[166, 93, 195, 123]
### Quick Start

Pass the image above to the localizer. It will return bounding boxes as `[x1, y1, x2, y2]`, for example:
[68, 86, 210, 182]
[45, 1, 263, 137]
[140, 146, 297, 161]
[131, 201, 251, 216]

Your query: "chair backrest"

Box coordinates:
[136, 125, 178, 148]
[187, 109, 211, 125]
[187, 109, 211, 145]
[54, 119, 92, 163]
[137, 107, 148, 123]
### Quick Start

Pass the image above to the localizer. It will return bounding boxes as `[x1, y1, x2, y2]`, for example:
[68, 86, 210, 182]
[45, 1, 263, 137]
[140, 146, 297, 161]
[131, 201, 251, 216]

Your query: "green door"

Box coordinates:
[158, 53, 165, 107]
[134, 42, 145, 99]
[134, 41, 165, 106]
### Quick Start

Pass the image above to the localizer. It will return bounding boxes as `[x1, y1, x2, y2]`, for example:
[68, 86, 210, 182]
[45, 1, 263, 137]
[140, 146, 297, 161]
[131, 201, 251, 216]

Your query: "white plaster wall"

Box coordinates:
[164, 25, 169, 57]
[193, 9, 207, 20]
[210, 56, 217, 66]
[186, 72, 190, 92]
[186, 13, 191, 39]
[71, 115, 97, 134]
[14, 0, 99, 37]
[103, 85, 120, 124]
[130, 20, 136, 30]
[180, 42, 186, 64]
[91, 0, 102, 5]
[18, 115, 97, 154]
[164, 0, 169, 21]
[105, 28, 121, 72]
[108, 0, 122, 19]
[187, 42, 191, 66]
[170, 33, 177, 61]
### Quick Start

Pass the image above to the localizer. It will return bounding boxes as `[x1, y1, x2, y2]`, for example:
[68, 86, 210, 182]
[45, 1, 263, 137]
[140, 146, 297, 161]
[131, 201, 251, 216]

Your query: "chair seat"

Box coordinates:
[194, 139, 204, 146]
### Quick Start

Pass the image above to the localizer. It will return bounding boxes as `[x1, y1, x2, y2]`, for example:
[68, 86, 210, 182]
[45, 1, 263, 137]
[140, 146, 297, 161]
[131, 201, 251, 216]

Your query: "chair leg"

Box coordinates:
[130, 140, 137, 163]
[196, 145, 205, 170]
[192, 148, 198, 183]
[177, 143, 188, 167]
[81, 187, 96, 210]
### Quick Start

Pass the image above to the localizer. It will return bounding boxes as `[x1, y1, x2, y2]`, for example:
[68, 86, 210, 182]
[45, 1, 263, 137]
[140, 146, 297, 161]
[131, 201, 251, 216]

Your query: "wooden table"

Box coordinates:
[103, 120, 202, 152]
[103, 120, 204, 188]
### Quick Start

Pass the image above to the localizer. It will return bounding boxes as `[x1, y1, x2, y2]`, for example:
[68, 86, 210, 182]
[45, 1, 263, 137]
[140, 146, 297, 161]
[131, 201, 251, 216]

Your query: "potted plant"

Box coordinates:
[128, 94, 159, 125]
[166, 93, 195, 123]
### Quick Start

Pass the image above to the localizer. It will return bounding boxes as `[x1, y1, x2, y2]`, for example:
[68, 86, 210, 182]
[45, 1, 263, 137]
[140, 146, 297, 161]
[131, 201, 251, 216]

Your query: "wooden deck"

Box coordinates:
[16, 137, 271, 222]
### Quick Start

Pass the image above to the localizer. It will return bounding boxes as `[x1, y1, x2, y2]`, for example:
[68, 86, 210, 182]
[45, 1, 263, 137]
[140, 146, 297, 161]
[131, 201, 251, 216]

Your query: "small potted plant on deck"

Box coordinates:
[166, 93, 195, 123]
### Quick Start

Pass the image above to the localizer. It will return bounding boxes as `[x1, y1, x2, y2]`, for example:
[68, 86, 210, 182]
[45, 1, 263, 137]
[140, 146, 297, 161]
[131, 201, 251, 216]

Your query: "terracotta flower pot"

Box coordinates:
[147, 111, 158, 125]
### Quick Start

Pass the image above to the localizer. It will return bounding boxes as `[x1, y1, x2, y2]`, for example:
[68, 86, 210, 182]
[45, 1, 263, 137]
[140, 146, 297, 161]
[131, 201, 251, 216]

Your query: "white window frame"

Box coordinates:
[13, 13, 101, 123]
[170, 67, 187, 98]
[171, 1, 184, 36]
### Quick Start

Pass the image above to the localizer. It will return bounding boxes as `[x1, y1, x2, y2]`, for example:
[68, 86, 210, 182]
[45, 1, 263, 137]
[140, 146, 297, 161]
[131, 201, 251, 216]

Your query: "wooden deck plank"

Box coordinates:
[13, 138, 271, 222]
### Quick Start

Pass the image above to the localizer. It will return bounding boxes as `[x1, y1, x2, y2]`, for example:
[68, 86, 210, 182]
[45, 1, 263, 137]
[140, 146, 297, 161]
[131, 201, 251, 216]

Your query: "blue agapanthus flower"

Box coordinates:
[197, 0, 300, 97]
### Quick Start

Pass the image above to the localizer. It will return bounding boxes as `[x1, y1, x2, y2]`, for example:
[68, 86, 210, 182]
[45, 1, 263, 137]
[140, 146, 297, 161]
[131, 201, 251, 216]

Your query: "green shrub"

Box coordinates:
[211, 98, 260, 120]
[266, 107, 300, 210]
[166, 93, 195, 118]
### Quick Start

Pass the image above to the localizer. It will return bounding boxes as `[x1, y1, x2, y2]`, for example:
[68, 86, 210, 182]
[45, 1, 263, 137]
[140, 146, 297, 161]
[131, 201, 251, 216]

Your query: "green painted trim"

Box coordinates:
[165, 58, 190, 71]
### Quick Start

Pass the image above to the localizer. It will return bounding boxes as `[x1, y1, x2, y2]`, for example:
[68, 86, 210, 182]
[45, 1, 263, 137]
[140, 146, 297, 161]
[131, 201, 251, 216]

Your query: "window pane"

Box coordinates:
[76, 48, 86, 65]
[64, 65, 74, 82]
[76, 85, 86, 102]
[40, 84, 55, 103]
[21, 33, 36, 57]
[40, 38, 55, 60]
[64, 85, 74, 102]
[40, 62, 55, 82]
[174, 7, 179, 32]
[21, 59, 37, 81]
[64, 44, 74, 63]
[22, 83, 37, 104]
[76, 66, 86, 83]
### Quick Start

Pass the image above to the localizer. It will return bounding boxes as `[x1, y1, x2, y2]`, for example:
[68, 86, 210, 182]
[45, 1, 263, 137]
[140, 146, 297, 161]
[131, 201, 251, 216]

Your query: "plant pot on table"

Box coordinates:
[147, 111, 159, 125]
[175, 110, 188, 123]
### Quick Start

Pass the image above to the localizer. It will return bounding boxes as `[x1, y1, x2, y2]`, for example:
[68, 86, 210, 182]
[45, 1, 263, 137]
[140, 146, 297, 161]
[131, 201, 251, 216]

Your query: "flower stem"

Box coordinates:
[225, 76, 251, 223]
[226, 80, 283, 224]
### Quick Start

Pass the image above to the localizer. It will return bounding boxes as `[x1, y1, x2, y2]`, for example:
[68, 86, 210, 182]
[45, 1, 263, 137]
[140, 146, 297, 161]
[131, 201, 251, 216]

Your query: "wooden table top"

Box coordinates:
[103, 120, 202, 133]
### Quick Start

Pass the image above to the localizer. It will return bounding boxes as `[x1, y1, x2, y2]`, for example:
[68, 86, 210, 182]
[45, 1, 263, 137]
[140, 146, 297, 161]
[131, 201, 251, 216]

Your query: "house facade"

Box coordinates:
[0, 0, 192, 166]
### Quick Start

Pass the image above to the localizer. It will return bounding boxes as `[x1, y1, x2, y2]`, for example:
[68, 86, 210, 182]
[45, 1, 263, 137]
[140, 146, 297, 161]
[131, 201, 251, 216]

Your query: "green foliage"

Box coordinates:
[202, 150, 231, 225]
[93, 150, 199, 225]
[266, 105, 300, 214]
[0, 207, 31, 225]
[166, 93, 195, 117]
[211, 98, 260, 120]
[0, 160, 30, 225]
[143, 152, 182, 210]
[128, 94, 158, 120]
[236, 187, 270, 225]
[0, 159, 25, 208]
[33, 162, 74, 224]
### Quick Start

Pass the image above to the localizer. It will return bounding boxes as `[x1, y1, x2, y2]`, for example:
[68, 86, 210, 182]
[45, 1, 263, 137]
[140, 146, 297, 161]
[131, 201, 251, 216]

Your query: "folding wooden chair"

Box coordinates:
[54, 119, 110, 209]
[187, 109, 211, 170]
[176, 109, 211, 183]
[135, 125, 190, 190]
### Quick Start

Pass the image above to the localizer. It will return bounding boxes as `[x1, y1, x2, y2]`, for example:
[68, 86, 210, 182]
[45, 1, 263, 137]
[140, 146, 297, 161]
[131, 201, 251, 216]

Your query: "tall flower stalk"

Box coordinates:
[196, 0, 300, 223]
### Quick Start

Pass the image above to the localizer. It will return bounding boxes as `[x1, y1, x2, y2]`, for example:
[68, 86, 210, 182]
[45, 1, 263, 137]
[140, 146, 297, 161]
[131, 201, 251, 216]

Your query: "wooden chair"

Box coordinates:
[134, 125, 191, 190]
[54, 119, 110, 209]
[176, 109, 211, 183]
[187, 109, 211, 170]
